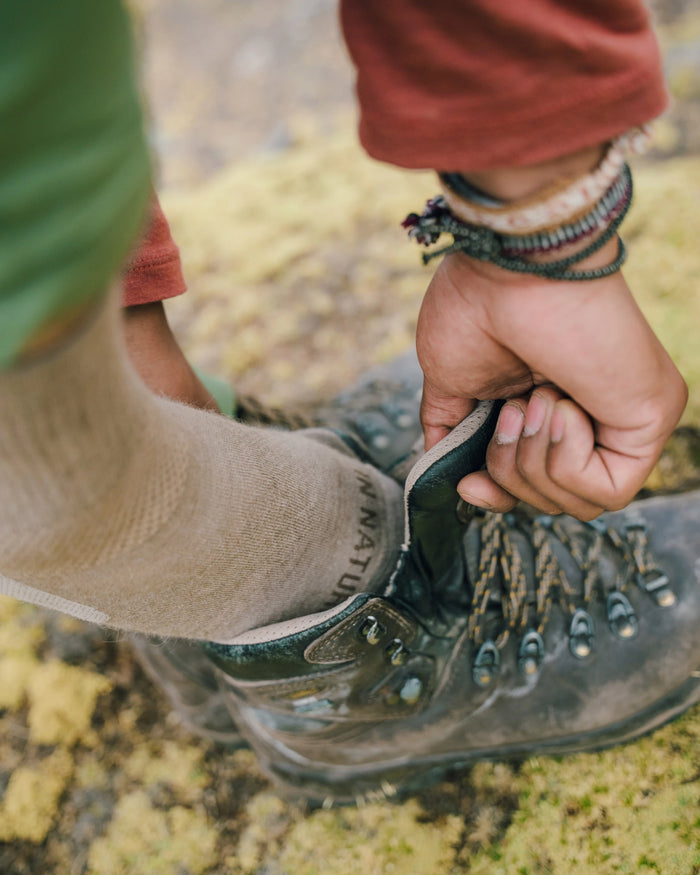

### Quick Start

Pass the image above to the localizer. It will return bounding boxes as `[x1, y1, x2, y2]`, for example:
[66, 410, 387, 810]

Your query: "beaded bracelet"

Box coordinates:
[402, 174, 632, 281]
[438, 126, 650, 235]
[500, 164, 632, 257]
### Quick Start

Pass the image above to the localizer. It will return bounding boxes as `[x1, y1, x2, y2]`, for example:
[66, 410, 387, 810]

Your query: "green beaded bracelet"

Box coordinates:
[403, 190, 630, 281]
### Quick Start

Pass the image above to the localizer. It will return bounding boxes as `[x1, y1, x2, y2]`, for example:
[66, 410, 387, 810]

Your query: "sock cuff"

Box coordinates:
[0, 290, 190, 571]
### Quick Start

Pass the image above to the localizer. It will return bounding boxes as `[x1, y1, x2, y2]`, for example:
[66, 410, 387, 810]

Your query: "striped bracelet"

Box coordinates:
[499, 164, 632, 257]
[437, 126, 649, 235]
[402, 169, 632, 281]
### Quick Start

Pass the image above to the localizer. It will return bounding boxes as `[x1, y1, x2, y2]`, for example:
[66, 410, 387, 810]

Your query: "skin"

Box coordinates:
[121, 301, 218, 411]
[418, 149, 688, 520]
[17, 296, 219, 413]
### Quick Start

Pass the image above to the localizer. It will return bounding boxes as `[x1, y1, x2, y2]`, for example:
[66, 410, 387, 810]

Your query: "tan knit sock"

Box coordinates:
[0, 291, 403, 640]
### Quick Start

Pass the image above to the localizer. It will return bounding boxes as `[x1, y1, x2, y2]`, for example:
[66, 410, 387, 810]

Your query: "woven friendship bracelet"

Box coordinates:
[402, 185, 631, 281]
[500, 164, 632, 257]
[438, 126, 650, 235]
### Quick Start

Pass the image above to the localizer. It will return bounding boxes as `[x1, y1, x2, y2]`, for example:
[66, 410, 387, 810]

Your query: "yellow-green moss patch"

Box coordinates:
[626, 157, 700, 423]
[86, 790, 218, 875]
[468, 709, 700, 874]
[0, 598, 44, 657]
[27, 660, 112, 747]
[123, 740, 210, 804]
[0, 654, 38, 711]
[256, 797, 463, 875]
[0, 748, 73, 843]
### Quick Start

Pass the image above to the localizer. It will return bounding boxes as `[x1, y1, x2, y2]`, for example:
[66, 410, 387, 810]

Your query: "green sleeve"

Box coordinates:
[0, 0, 151, 367]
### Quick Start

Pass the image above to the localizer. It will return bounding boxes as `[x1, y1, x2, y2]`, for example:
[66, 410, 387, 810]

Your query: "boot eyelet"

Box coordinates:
[359, 616, 385, 645]
[518, 630, 545, 677]
[569, 608, 595, 659]
[399, 676, 423, 705]
[385, 639, 408, 666]
[637, 570, 676, 608]
[371, 434, 390, 450]
[384, 676, 423, 707]
[473, 640, 500, 688]
[607, 591, 638, 640]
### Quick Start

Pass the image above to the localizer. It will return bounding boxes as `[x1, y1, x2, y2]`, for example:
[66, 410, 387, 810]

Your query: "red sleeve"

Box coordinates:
[340, 0, 668, 171]
[121, 194, 187, 307]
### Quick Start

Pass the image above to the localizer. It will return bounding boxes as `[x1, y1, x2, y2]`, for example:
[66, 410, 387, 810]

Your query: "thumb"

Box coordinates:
[420, 383, 477, 450]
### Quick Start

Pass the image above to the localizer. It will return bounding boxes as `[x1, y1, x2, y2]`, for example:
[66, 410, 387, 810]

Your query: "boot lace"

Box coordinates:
[467, 511, 675, 688]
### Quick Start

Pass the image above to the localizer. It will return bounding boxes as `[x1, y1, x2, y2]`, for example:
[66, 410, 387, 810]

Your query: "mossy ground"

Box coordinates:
[2, 1, 700, 872]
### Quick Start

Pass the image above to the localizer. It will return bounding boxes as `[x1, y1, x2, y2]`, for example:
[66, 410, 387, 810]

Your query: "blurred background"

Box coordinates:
[1, 1, 699, 872]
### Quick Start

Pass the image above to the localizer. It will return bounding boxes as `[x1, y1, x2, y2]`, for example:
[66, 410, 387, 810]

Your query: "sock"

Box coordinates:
[0, 291, 403, 640]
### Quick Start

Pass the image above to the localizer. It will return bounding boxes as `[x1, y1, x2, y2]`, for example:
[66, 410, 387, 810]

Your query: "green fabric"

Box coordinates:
[195, 369, 238, 419]
[0, 0, 151, 368]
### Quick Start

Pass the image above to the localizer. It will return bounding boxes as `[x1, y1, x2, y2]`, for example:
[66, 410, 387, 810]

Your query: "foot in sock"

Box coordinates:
[198, 408, 700, 801]
[131, 348, 427, 743]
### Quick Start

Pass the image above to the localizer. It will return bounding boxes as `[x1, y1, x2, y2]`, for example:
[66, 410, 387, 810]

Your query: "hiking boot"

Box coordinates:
[130, 633, 243, 745]
[202, 407, 700, 802]
[130, 350, 425, 743]
[236, 350, 425, 482]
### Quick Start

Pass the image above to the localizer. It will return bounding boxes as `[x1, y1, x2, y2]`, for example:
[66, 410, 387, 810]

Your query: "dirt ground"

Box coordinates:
[1, 2, 700, 873]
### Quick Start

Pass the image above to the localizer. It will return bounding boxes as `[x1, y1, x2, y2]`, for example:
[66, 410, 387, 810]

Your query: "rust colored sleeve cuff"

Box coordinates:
[341, 0, 669, 171]
[122, 195, 187, 307]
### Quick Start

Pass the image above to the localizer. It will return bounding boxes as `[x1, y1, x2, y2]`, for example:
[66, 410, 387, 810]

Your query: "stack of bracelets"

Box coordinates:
[402, 126, 651, 282]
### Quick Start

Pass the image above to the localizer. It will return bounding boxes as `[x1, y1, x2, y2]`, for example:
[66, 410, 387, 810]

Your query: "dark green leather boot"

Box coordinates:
[204, 408, 700, 802]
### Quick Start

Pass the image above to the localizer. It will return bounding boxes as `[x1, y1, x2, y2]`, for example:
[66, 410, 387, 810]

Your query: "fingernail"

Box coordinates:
[550, 406, 565, 443]
[495, 404, 524, 445]
[459, 491, 495, 510]
[523, 393, 547, 437]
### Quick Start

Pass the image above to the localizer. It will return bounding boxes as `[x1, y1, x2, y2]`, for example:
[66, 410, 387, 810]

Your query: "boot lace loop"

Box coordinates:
[467, 511, 673, 687]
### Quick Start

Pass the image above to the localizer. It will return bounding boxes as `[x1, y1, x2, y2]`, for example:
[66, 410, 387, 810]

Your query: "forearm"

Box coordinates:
[452, 144, 604, 204]
[123, 301, 219, 410]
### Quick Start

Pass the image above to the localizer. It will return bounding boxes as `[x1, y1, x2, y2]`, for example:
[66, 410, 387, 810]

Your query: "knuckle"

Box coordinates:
[602, 494, 634, 513]
[576, 507, 604, 522]
[528, 496, 562, 515]
[532, 384, 563, 404]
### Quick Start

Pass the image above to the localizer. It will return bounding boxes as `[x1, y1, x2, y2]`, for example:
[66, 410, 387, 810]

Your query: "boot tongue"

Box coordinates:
[394, 402, 501, 606]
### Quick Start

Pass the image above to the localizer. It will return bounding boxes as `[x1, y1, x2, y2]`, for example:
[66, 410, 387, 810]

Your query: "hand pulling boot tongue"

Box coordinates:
[178, 404, 700, 803]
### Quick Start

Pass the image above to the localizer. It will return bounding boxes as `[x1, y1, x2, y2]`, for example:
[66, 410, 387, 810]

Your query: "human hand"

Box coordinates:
[416, 248, 687, 520]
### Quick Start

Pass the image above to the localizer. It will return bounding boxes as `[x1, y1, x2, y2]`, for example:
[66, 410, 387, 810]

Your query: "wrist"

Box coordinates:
[451, 143, 605, 204]
[451, 233, 621, 288]
[446, 145, 616, 268]
[406, 129, 650, 283]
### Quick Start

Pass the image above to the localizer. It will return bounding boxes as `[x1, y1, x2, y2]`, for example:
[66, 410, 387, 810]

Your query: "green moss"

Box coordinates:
[468, 711, 700, 874]
[0, 598, 44, 710]
[0, 596, 45, 656]
[626, 157, 700, 424]
[235, 792, 293, 873]
[0, 654, 38, 711]
[275, 798, 462, 875]
[27, 660, 112, 747]
[123, 740, 210, 805]
[86, 791, 218, 875]
[0, 748, 73, 843]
